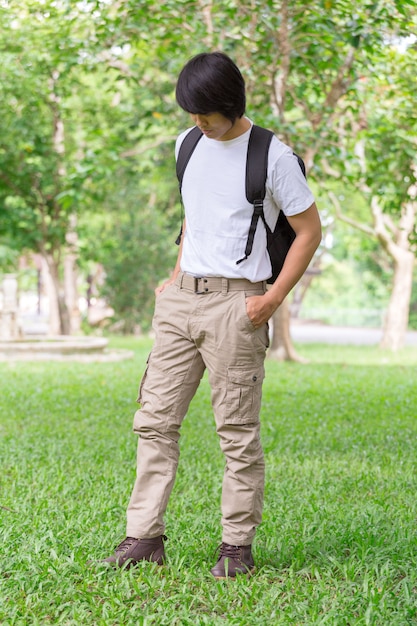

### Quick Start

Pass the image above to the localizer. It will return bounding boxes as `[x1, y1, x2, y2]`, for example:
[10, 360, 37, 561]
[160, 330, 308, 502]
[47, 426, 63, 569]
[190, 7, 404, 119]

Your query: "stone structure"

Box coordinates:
[0, 274, 20, 339]
[0, 271, 133, 362]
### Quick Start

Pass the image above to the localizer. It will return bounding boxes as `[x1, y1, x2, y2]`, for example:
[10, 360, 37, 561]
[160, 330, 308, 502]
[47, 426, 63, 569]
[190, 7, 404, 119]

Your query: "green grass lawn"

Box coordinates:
[1, 337, 417, 625]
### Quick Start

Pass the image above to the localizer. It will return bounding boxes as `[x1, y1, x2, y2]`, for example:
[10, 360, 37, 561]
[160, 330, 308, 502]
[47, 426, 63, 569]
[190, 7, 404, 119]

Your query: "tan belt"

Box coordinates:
[177, 272, 266, 294]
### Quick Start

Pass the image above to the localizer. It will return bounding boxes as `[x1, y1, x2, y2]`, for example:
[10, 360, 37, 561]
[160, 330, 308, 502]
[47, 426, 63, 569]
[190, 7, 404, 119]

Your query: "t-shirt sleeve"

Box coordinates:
[268, 149, 315, 217]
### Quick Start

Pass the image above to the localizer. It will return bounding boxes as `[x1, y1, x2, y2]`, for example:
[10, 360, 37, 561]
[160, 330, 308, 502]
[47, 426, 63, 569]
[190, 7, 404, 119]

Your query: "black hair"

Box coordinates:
[175, 52, 246, 122]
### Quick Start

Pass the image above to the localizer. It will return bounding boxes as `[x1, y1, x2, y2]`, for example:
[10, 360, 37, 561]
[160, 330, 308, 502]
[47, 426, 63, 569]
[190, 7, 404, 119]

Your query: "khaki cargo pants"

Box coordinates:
[126, 272, 269, 546]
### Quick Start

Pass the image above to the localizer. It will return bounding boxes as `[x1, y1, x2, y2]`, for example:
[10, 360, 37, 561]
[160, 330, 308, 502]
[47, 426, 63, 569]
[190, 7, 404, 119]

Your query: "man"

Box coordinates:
[104, 52, 321, 578]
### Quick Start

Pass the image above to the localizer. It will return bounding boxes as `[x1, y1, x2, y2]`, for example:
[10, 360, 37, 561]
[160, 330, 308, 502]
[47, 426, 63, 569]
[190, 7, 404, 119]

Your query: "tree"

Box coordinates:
[0, 1, 105, 333]
[1, 0, 416, 346]
[244, 0, 416, 356]
[328, 45, 417, 349]
[0, 0, 180, 334]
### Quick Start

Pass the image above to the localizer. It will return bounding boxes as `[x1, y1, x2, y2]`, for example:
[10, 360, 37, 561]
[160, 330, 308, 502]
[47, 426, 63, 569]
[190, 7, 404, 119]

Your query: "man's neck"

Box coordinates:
[221, 116, 251, 141]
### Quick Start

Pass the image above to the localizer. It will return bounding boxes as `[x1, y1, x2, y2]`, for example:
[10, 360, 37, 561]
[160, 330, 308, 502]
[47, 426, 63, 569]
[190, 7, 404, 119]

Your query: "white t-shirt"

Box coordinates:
[175, 122, 315, 282]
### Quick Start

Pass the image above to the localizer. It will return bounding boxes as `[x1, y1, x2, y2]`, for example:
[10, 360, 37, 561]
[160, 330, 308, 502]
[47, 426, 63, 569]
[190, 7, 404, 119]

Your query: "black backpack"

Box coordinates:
[176, 124, 306, 284]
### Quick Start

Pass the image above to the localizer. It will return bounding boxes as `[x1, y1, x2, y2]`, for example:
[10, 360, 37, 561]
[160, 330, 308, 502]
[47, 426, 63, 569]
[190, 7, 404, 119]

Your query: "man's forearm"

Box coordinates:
[267, 228, 321, 309]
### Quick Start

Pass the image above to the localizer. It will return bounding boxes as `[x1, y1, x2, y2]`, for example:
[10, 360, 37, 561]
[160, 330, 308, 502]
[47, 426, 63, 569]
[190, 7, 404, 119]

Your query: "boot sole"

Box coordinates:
[212, 566, 256, 580]
[96, 554, 166, 568]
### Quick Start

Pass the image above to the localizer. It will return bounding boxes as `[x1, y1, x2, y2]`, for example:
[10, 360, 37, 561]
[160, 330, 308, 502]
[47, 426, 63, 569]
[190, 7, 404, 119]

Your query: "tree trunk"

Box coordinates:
[41, 257, 59, 335]
[45, 255, 71, 335]
[371, 197, 416, 351]
[268, 297, 307, 362]
[330, 191, 416, 352]
[380, 249, 414, 350]
[64, 216, 81, 334]
[64, 251, 81, 333]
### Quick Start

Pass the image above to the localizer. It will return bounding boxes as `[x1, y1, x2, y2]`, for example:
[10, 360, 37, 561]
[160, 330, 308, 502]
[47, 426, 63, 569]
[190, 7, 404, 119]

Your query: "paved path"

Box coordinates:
[290, 321, 417, 347]
[18, 313, 417, 348]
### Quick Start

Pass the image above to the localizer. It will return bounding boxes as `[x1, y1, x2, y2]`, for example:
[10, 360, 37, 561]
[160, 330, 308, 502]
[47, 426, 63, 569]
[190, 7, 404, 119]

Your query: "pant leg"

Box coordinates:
[198, 288, 269, 546]
[126, 284, 205, 538]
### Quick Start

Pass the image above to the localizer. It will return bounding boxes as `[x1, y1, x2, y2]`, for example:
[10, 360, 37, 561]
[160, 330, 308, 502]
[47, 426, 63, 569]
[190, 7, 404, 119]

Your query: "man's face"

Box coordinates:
[190, 112, 237, 141]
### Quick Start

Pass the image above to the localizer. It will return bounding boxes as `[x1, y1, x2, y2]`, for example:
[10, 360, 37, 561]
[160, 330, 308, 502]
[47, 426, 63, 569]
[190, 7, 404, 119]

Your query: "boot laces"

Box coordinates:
[115, 537, 137, 555]
[218, 543, 242, 560]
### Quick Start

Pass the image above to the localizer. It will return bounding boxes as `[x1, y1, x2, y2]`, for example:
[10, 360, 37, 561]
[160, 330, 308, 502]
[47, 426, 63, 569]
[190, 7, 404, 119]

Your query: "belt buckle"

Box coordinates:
[194, 276, 207, 294]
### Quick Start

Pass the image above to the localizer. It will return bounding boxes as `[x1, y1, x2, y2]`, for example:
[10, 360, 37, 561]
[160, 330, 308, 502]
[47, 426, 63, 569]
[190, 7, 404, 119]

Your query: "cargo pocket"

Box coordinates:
[225, 365, 265, 425]
[136, 354, 151, 404]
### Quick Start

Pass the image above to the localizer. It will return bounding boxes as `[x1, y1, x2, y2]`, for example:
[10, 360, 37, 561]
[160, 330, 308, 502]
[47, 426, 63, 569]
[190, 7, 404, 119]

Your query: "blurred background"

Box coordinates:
[0, 0, 416, 356]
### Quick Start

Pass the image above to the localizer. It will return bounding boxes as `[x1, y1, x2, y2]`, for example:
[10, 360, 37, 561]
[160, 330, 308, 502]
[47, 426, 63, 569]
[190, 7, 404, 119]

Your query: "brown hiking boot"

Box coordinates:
[103, 535, 167, 568]
[210, 542, 255, 579]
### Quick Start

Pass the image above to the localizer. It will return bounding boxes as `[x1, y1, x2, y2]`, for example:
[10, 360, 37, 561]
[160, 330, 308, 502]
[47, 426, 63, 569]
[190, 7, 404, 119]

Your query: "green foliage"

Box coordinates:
[0, 242, 20, 273]
[0, 0, 416, 332]
[342, 46, 417, 221]
[301, 257, 389, 326]
[0, 1, 98, 253]
[1, 339, 417, 624]
[94, 208, 177, 333]
[409, 273, 417, 329]
[306, 183, 393, 326]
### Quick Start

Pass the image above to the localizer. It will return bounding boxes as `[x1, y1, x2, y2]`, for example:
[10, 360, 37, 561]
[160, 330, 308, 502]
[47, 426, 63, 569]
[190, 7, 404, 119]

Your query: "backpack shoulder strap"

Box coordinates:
[245, 125, 274, 204]
[236, 125, 273, 265]
[176, 126, 203, 191]
[175, 126, 203, 245]
[295, 154, 306, 177]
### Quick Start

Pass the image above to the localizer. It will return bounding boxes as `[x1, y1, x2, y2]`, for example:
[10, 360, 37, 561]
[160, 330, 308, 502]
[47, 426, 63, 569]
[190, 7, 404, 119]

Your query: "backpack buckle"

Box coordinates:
[253, 199, 264, 215]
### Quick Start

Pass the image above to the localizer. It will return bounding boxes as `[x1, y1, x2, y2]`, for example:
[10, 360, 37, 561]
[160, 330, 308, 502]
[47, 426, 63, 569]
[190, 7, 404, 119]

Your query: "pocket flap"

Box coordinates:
[227, 365, 265, 386]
